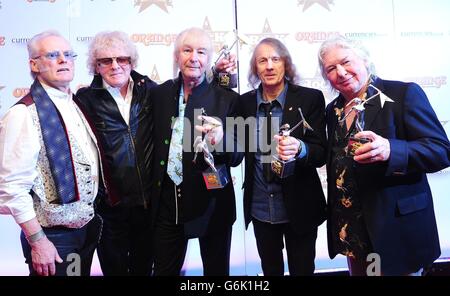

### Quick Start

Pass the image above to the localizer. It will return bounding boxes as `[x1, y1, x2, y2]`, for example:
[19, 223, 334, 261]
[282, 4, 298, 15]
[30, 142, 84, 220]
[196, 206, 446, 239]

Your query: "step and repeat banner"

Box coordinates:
[0, 0, 449, 275]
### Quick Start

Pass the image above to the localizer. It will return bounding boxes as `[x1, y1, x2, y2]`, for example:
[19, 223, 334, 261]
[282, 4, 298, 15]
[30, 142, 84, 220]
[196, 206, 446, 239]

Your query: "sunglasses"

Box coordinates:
[96, 56, 131, 67]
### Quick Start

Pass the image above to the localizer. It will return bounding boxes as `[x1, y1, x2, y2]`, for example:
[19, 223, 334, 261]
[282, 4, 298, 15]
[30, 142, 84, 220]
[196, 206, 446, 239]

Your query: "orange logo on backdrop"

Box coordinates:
[245, 18, 289, 47]
[135, 0, 172, 13]
[13, 88, 30, 98]
[298, 0, 334, 11]
[295, 31, 339, 43]
[131, 16, 229, 51]
[131, 32, 176, 46]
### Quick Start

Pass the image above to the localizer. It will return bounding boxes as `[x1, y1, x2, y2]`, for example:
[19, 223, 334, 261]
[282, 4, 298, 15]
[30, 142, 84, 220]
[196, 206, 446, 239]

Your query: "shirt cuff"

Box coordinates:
[12, 206, 36, 225]
[296, 139, 308, 159]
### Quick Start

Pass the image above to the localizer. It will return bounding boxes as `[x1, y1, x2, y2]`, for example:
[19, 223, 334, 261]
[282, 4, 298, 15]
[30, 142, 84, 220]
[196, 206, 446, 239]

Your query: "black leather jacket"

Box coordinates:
[75, 70, 157, 207]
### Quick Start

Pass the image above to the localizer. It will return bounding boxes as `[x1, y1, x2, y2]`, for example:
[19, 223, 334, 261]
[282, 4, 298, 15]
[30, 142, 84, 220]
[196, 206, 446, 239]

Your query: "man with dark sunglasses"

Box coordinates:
[75, 31, 156, 276]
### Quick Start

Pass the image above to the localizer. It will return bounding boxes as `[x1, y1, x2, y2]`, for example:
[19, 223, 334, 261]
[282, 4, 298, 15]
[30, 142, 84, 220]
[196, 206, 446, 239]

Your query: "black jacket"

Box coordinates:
[150, 74, 240, 237]
[238, 83, 327, 235]
[75, 70, 157, 207]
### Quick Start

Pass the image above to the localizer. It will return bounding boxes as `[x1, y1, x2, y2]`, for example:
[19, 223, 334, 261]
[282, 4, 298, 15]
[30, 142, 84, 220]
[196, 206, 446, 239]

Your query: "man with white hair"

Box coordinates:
[0, 30, 102, 276]
[150, 27, 241, 275]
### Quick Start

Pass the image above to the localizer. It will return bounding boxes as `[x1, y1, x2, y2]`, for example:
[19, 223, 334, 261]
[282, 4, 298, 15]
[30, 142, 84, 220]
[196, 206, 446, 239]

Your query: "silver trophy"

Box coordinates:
[346, 98, 370, 156]
[214, 30, 248, 88]
[271, 108, 313, 178]
[193, 109, 229, 189]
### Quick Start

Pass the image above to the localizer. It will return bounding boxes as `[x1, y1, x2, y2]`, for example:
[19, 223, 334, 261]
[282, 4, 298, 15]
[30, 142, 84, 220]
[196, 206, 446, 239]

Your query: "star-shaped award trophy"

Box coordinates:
[346, 98, 370, 156]
[193, 109, 229, 189]
[214, 31, 249, 89]
[271, 107, 313, 178]
[345, 84, 394, 157]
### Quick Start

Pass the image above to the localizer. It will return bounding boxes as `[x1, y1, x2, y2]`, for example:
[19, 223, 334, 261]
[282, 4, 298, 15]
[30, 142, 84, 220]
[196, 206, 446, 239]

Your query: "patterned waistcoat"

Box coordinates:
[27, 103, 100, 228]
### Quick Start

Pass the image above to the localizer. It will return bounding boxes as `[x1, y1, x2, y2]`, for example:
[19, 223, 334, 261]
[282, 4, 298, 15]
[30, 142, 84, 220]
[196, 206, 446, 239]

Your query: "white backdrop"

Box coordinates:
[0, 0, 449, 275]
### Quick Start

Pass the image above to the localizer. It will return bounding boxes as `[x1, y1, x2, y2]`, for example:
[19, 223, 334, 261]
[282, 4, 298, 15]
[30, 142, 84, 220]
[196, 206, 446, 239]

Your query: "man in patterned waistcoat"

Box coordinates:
[0, 30, 103, 276]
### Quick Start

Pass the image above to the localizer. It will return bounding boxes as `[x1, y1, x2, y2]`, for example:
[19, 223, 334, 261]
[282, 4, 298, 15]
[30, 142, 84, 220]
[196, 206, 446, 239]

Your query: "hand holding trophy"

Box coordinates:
[214, 30, 249, 88]
[194, 109, 229, 189]
[344, 83, 392, 157]
[271, 108, 313, 178]
[345, 83, 394, 159]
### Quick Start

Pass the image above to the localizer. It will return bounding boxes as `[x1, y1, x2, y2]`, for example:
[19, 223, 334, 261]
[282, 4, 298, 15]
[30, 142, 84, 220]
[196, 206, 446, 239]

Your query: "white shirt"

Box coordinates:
[0, 83, 99, 224]
[103, 79, 134, 125]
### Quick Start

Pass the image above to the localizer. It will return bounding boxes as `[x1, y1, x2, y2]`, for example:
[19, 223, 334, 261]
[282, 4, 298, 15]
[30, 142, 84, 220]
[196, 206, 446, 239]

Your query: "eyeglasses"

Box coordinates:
[96, 56, 131, 67]
[33, 50, 78, 61]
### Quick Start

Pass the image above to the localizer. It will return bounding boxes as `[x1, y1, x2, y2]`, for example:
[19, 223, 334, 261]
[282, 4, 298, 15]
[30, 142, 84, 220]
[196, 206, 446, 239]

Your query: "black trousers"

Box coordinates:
[21, 214, 102, 276]
[152, 177, 232, 276]
[252, 218, 317, 276]
[153, 220, 232, 276]
[96, 199, 153, 276]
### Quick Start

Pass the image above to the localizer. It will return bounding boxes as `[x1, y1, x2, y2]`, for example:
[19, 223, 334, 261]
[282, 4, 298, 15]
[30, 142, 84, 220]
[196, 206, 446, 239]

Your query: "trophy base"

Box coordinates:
[347, 137, 371, 156]
[271, 156, 296, 178]
[218, 72, 237, 89]
[202, 164, 230, 189]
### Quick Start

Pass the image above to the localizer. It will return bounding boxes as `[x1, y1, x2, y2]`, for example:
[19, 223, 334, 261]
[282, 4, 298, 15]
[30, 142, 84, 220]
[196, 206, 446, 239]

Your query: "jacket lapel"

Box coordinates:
[326, 98, 339, 165]
[363, 78, 384, 130]
[281, 84, 303, 138]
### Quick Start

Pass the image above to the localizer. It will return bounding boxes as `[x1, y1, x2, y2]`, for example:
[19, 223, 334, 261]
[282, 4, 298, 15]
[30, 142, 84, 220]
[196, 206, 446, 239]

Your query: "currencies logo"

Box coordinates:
[134, 0, 172, 13]
[297, 0, 334, 11]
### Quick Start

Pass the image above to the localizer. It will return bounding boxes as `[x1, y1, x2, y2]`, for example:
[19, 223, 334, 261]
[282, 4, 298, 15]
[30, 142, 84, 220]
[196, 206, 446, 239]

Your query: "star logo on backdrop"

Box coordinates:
[245, 18, 289, 47]
[150, 65, 162, 84]
[202, 17, 229, 53]
[134, 0, 172, 13]
[298, 0, 334, 11]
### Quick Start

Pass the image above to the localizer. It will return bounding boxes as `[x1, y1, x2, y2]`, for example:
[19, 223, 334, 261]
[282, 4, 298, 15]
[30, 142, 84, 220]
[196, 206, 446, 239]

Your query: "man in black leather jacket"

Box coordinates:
[75, 31, 156, 275]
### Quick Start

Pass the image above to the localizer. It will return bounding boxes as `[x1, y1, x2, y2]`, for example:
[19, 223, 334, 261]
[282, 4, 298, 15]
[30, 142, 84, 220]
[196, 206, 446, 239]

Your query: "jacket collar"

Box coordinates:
[174, 72, 210, 98]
